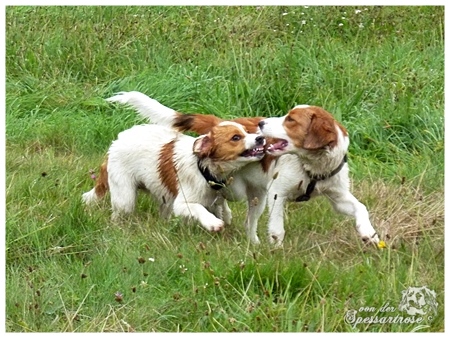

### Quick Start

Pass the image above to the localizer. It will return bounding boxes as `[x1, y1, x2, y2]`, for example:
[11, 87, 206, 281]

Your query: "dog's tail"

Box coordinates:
[106, 91, 223, 135]
[82, 158, 109, 205]
[107, 91, 179, 128]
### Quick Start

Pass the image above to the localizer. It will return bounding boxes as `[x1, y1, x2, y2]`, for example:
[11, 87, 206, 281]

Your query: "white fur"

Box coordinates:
[105, 91, 379, 245]
[82, 123, 264, 233]
[107, 91, 177, 128]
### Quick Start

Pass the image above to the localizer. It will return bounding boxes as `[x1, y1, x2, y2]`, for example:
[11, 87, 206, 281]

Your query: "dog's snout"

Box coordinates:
[258, 120, 266, 129]
[255, 136, 265, 145]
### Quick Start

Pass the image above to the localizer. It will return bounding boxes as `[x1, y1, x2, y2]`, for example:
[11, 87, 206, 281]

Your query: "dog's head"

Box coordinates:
[258, 105, 348, 156]
[193, 121, 265, 165]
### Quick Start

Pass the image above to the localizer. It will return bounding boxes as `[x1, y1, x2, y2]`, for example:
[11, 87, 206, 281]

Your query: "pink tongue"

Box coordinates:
[271, 141, 286, 150]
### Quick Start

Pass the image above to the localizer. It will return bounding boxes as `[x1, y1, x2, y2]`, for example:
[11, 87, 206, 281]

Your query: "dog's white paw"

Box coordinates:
[357, 222, 380, 244]
[268, 231, 285, 247]
[361, 233, 380, 244]
[209, 221, 224, 232]
[202, 217, 224, 232]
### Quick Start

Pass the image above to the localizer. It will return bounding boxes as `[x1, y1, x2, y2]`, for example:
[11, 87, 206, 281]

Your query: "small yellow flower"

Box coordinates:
[378, 240, 387, 249]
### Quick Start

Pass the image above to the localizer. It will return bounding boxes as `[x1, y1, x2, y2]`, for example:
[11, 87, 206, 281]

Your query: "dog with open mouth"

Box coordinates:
[82, 121, 265, 233]
[258, 105, 380, 245]
[99, 91, 380, 246]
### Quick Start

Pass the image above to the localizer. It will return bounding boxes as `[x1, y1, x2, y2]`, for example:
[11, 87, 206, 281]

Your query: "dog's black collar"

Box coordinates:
[197, 160, 227, 190]
[296, 154, 347, 202]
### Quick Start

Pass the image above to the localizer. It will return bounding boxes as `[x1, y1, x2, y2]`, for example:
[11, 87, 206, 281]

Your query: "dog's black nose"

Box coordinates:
[258, 120, 265, 129]
[255, 136, 265, 145]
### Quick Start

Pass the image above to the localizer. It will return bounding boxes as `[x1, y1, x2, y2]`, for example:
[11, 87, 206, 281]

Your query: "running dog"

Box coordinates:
[82, 122, 265, 232]
[102, 91, 380, 245]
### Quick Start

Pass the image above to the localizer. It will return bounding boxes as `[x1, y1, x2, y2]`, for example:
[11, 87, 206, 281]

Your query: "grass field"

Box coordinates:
[5, 6, 444, 332]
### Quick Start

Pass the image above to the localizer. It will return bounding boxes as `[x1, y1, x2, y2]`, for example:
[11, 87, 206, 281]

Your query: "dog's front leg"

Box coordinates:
[210, 196, 232, 226]
[221, 199, 232, 226]
[267, 191, 287, 246]
[173, 198, 224, 232]
[325, 190, 380, 244]
[244, 189, 267, 244]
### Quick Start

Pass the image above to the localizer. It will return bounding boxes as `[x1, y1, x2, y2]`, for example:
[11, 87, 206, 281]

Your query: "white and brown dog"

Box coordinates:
[82, 121, 265, 232]
[258, 106, 379, 245]
[102, 91, 380, 246]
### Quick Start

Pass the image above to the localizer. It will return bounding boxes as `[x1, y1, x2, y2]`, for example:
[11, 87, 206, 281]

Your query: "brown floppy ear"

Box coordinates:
[303, 115, 338, 150]
[193, 134, 213, 158]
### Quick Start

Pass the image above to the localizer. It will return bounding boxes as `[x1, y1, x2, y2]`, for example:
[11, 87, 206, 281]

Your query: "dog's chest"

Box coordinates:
[270, 155, 330, 200]
[221, 164, 268, 201]
[220, 182, 247, 201]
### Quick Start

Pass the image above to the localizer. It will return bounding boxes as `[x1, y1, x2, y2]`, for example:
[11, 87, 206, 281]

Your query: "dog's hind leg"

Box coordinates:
[109, 177, 137, 222]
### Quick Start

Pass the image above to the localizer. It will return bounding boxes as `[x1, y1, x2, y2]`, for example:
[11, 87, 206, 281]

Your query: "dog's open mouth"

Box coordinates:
[240, 146, 265, 158]
[267, 139, 289, 153]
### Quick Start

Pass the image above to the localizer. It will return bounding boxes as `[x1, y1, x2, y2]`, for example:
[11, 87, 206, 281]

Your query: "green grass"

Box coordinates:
[5, 6, 444, 332]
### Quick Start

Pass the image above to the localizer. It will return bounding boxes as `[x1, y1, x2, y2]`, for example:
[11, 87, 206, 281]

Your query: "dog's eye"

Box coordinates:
[231, 135, 242, 141]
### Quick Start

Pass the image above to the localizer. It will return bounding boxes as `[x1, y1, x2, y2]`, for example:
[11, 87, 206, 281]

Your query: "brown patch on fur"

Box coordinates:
[260, 153, 277, 173]
[173, 113, 264, 135]
[285, 106, 342, 150]
[173, 113, 222, 135]
[232, 117, 265, 133]
[94, 158, 109, 197]
[158, 140, 178, 196]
